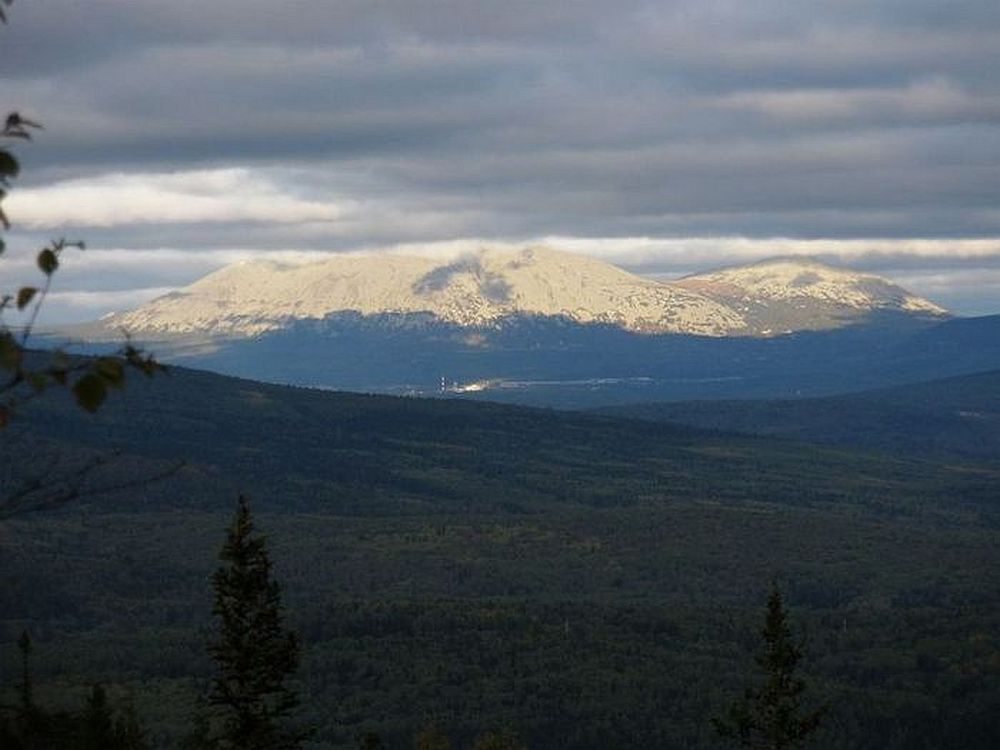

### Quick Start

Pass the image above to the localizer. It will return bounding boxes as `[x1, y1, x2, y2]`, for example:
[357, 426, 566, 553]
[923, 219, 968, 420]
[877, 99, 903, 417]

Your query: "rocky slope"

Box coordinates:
[106, 246, 747, 337]
[104, 246, 947, 338]
[676, 257, 947, 334]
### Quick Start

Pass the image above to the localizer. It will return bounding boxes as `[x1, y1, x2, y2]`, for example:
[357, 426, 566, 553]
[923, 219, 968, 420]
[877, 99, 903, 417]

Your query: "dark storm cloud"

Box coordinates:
[1, 0, 999, 321]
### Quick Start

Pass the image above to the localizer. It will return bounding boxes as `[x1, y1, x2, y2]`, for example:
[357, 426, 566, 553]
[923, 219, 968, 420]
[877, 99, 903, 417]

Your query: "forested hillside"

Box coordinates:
[599, 369, 1000, 463]
[2, 366, 999, 748]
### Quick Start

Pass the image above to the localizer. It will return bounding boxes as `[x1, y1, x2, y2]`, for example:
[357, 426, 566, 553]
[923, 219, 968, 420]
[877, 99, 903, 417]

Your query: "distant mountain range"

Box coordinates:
[102, 245, 945, 338]
[49, 245, 1000, 406]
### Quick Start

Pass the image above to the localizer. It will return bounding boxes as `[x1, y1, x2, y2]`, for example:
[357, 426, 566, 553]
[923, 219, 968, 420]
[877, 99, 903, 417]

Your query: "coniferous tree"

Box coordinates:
[205, 496, 302, 750]
[112, 703, 150, 750]
[714, 585, 822, 749]
[16, 631, 33, 720]
[79, 684, 115, 750]
[11, 630, 48, 749]
[3, 631, 82, 749]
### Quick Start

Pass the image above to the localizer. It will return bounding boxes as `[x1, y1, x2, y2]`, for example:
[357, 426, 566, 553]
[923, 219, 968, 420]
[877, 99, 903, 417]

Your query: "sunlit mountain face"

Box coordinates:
[100, 246, 947, 339]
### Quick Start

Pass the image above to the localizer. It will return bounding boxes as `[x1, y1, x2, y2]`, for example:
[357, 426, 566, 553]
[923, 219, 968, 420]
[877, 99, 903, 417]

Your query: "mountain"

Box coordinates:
[48, 246, 984, 406]
[104, 245, 746, 337]
[101, 246, 945, 339]
[675, 256, 947, 334]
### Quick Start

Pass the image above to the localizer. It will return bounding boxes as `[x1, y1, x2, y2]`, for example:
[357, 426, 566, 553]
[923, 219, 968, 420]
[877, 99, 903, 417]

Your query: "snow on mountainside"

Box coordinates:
[106, 245, 747, 337]
[675, 257, 947, 334]
[104, 246, 947, 339]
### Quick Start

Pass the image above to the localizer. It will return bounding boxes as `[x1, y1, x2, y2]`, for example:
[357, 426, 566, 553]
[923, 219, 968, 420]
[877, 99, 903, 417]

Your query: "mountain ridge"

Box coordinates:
[101, 245, 947, 339]
[47, 246, 978, 406]
[675, 256, 946, 335]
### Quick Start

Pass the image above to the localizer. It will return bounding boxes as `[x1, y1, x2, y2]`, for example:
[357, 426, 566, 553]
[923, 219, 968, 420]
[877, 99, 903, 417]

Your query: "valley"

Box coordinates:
[2, 364, 999, 748]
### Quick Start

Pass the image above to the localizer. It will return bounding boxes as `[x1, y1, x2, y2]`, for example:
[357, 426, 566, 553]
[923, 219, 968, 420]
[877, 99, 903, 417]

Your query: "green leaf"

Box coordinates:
[73, 373, 107, 413]
[0, 331, 21, 371]
[37, 248, 58, 276]
[0, 149, 18, 180]
[95, 356, 125, 387]
[16, 286, 36, 310]
[123, 345, 165, 377]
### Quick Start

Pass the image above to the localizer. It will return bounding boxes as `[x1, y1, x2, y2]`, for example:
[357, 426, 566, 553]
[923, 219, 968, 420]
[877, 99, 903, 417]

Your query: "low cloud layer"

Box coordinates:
[8, 169, 345, 228]
[1, 1, 998, 322]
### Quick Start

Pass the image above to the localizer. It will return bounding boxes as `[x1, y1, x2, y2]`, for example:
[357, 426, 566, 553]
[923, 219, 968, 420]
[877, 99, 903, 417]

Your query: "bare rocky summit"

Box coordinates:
[105, 246, 947, 339]
[676, 257, 947, 335]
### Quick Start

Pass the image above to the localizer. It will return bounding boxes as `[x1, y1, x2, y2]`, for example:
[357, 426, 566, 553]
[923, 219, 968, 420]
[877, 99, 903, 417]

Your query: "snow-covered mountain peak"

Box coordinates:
[107, 245, 747, 337]
[101, 247, 948, 340]
[673, 255, 946, 334]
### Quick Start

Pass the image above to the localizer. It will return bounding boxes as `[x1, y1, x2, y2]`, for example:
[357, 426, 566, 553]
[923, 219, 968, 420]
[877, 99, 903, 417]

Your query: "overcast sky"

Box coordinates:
[2, 0, 999, 322]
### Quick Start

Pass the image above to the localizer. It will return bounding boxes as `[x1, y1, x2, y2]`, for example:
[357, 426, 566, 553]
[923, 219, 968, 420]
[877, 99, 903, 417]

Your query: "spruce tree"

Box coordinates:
[714, 585, 822, 749]
[206, 496, 302, 749]
[12, 630, 48, 749]
[79, 684, 115, 750]
[16, 630, 33, 720]
[112, 703, 150, 750]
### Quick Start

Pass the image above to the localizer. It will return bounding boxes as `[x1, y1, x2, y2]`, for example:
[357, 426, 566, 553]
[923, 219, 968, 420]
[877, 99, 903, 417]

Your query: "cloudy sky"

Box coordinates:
[2, 0, 999, 322]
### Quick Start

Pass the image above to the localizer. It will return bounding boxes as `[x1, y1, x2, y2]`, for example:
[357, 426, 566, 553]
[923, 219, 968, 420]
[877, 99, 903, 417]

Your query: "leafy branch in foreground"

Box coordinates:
[0, 112, 165, 426]
[1, 5, 168, 521]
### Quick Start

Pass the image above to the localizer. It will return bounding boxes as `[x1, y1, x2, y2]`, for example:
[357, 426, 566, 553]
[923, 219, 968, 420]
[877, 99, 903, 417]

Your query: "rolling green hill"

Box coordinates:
[598, 369, 1000, 463]
[2, 365, 998, 748]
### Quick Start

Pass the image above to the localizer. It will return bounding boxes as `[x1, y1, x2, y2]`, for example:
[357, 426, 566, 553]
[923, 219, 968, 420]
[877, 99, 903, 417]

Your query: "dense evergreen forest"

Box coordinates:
[1, 367, 998, 747]
[599, 369, 1000, 462]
